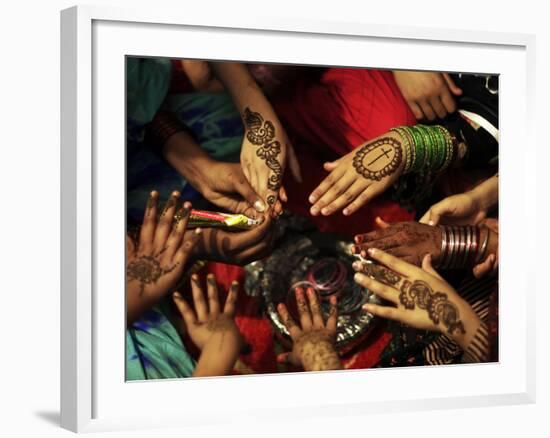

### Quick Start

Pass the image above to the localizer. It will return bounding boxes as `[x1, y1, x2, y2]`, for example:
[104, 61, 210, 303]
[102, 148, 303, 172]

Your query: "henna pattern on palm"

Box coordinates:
[243, 107, 283, 192]
[126, 253, 178, 296]
[352, 137, 403, 181]
[399, 279, 465, 335]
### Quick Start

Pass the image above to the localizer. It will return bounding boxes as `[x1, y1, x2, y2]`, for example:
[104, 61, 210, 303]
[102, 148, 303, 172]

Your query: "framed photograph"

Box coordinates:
[61, 4, 536, 433]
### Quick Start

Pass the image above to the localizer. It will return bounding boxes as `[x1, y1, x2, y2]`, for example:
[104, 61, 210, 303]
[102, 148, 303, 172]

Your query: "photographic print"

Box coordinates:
[125, 58, 499, 380]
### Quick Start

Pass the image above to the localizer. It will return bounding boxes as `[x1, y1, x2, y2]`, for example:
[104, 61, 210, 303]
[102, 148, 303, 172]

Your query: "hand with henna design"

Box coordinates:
[352, 219, 442, 267]
[209, 62, 302, 217]
[353, 248, 483, 351]
[309, 132, 408, 216]
[126, 191, 201, 326]
[173, 274, 243, 377]
[276, 287, 342, 371]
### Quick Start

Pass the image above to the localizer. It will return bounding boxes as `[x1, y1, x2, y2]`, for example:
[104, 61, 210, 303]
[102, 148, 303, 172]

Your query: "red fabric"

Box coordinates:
[273, 67, 417, 237]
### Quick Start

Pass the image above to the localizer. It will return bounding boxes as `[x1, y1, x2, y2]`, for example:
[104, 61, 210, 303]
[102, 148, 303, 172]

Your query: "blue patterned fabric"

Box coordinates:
[126, 58, 244, 380]
[126, 307, 196, 380]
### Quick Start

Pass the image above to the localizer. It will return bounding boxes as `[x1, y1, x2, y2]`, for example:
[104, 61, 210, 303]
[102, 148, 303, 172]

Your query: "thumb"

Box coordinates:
[374, 216, 391, 229]
[323, 157, 343, 172]
[421, 200, 454, 226]
[422, 254, 444, 280]
[443, 73, 463, 96]
[234, 176, 266, 213]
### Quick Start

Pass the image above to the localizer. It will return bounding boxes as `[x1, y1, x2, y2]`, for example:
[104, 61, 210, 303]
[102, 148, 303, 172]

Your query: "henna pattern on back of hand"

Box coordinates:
[243, 107, 283, 193]
[126, 254, 178, 296]
[352, 137, 403, 181]
[399, 279, 465, 335]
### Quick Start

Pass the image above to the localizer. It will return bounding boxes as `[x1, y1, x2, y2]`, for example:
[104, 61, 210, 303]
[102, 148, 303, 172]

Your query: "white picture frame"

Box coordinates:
[60, 4, 536, 433]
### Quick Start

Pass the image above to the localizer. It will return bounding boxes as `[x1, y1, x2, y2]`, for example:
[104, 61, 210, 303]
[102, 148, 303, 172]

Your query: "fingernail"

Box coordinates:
[343, 209, 350, 216]
[310, 207, 319, 216]
[254, 200, 266, 212]
[363, 303, 374, 312]
[194, 227, 202, 235]
[352, 261, 362, 271]
[361, 250, 367, 258]
[368, 248, 376, 256]
[173, 292, 181, 300]
[355, 235, 363, 244]
[428, 220, 434, 226]
[309, 195, 317, 203]
[321, 208, 329, 215]
[192, 274, 199, 281]
[330, 295, 337, 305]
[351, 245, 359, 254]
[354, 273, 366, 282]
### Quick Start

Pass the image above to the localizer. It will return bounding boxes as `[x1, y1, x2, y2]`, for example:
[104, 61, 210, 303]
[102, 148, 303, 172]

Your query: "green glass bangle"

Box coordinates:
[416, 125, 435, 171]
[408, 127, 426, 173]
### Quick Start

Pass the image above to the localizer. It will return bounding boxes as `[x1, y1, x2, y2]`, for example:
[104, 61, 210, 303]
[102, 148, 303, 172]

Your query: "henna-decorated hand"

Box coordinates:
[188, 211, 275, 266]
[173, 274, 243, 377]
[277, 287, 342, 371]
[126, 191, 201, 325]
[241, 107, 293, 216]
[393, 71, 462, 121]
[353, 249, 480, 344]
[308, 132, 407, 216]
[419, 191, 488, 226]
[352, 219, 442, 267]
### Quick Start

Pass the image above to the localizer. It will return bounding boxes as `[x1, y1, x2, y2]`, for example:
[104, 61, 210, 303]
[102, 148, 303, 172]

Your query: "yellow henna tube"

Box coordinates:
[176, 209, 260, 230]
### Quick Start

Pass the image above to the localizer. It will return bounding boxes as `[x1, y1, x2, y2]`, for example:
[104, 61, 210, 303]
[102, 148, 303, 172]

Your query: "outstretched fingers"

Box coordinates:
[223, 281, 239, 317]
[172, 292, 197, 327]
[326, 295, 338, 333]
[139, 191, 158, 253]
[277, 303, 301, 340]
[153, 191, 180, 253]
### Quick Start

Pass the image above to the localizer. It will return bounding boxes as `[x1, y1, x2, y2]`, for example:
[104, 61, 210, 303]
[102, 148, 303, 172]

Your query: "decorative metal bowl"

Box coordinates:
[244, 216, 380, 355]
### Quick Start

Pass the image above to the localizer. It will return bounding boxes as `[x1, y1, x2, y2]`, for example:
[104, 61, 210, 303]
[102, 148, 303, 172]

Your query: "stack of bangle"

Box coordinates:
[437, 225, 490, 269]
[390, 124, 456, 175]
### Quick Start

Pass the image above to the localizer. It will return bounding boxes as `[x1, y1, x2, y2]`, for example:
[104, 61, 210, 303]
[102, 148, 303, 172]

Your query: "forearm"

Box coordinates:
[446, 300, 489, 362]
[210, 62, 281, 125]
[469, 175, 499, 211]
[163, 131, 213, 182]
[447, 303, 490, 363]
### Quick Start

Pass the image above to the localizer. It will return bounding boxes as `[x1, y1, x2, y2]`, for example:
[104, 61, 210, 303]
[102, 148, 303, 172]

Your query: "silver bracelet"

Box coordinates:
[439, 225, 448, 268]
[476, 227, 490, 264]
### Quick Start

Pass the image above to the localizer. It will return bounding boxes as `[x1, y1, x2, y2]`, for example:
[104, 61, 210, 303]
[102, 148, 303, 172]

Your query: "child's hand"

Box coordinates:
[126, 191, 201, 325]
[173, 274, 243, 376]
[277, 287, 342, 371]
[309, 132, 406, 216]
[353, 249, 479, 344]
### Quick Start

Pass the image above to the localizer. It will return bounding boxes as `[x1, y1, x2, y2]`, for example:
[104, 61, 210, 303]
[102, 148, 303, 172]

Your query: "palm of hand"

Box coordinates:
[187, 313, 240, 351]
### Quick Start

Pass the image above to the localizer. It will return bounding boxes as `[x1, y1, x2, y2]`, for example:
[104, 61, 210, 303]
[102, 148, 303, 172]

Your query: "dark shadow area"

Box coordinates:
[34, 411, 60, 427]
